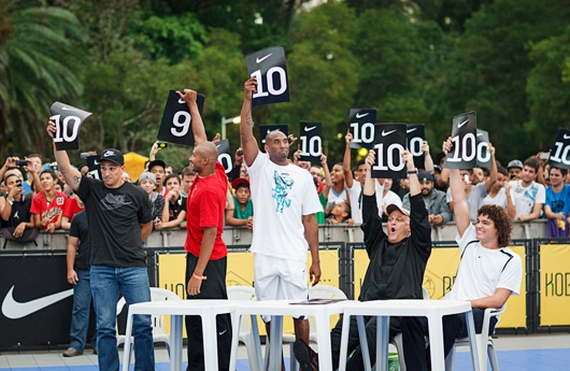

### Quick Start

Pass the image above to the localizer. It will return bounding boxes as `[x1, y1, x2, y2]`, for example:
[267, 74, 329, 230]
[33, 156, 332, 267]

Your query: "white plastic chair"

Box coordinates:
[227, 285, 262, 371]
[279, 284, 348, 371]
[445, 306, 505, 371]
[116, 287, 181, 357]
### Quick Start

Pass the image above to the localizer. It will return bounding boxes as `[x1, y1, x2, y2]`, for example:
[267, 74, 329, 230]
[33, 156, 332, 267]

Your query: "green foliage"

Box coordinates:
[132, 13, 206, 63]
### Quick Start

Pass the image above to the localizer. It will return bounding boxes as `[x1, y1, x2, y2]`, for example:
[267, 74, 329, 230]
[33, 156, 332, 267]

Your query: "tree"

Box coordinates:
[0, 0, 87, 158]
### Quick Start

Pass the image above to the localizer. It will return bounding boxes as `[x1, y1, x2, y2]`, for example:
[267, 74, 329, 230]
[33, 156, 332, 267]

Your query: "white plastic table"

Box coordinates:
[338, 300, 481, 371]
[228, 299, 347, 371]
[121, 299, 235, 371]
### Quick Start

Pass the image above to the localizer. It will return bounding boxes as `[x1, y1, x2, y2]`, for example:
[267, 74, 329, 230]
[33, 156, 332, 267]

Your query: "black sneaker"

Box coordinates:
[293, 339, 319, 371]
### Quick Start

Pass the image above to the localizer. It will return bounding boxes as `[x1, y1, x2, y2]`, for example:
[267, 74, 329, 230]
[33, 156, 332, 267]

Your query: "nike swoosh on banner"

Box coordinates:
[355, 112, 368, 119]
[93, 159, 100, 165]
[457, 119, 469, 128]
[256, 53, 273, 64]
[563, 134, 570, 140]
[477, 132, 484, 137]
[61, 106, 75, 111]
[305, 126, 317, 132]
[218, 329, 227, 336]
[2, 286, 73, 320]
[382, 130, 396, 137]
[406, 128, 417, 134]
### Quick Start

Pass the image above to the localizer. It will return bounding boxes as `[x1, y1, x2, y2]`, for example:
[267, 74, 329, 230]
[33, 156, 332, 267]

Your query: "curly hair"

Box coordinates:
[478, 205, 512, 247]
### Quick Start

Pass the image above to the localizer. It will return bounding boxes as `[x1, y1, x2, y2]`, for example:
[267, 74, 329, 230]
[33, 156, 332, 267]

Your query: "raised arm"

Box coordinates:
[484, 143, 498, 192]
[240, 78, 260, 167]
[321, 154, 332, 199]
[422, 141, 434, 173]
[404, 150, 420, 197]
[47, 120, 82, 192]
[363, 150, 375, 196]
[177, 89, 207, 145]
[343, 132, 354, 188]
[444, 137, 470, 237]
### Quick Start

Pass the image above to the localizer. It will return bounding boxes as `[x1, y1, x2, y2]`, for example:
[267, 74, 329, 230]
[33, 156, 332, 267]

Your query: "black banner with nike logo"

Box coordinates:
[157, 90, 205, 146]
[406, 124, 425, 169]
[476, 129, 492, 168]
[299, 121, 322, 163]
[372, 123, 407, 179]
[0, 255, 83, 346]
[443, 111, 477, 169]
[348, 108, 377, 149]
[50, 102, 93, 151]
[214, 139, 233, 174]
[245, 46, 290, 107]
[259, 124, 288, 153]
[86, 154, 101, 180]
[548, 128, 570, 170]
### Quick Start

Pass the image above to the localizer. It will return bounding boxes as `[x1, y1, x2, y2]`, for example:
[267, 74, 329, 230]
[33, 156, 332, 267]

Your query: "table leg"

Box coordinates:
[356, 315, 372, 371]
[465, 310, 481, 371]
[202, 313, 220, 371]
[427, 315, 446, 371]
[315, 313, 333, 370]
[229, 312, 241, 371]
[269, 316, 283, 371]
[250, 315, 263, 371]
[375, 315, 389, 371]
[121, 313, 135, 371]
[169, 315, 182, 371]
[338, 314, 351, 371]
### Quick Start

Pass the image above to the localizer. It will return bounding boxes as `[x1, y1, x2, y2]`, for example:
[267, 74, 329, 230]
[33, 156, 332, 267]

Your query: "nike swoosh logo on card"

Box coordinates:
[355, 112, 368, 119]
[256, 53, 273, 64]
[305, 126, 317, 132]
[406, 128, 416, 134]
[61, 106, 75, 111]
[93, 159, 100, 165]
[178, 98, 185, 104]
[1, 286, 73, 320]
[382, 130, 396, 137]
[477, 132, 484, 137]
[457, 119, 469, 128]
[564, 134, 570, 140]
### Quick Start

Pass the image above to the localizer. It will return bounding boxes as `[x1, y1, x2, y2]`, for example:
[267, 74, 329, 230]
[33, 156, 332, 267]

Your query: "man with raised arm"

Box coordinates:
[46, 124, 154, 371]
[239, 77, 322, 353]
[176, 88, 232, 371]
[294, 148, 432, 371]
[401, 137, 522, 371]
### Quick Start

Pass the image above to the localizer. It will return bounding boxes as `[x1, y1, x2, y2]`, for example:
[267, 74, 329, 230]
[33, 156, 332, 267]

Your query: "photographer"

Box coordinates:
[0, 157, 43, 196]
[0, 174, 35, 240]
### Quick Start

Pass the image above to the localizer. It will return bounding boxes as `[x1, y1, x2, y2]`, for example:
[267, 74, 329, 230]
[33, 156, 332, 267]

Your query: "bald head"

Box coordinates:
[196, 141, 219, 161]
[264, 130, 289, 165]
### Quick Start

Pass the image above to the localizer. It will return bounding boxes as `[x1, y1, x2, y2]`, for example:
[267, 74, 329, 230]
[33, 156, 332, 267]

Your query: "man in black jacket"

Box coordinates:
[294, 149, 432, 371]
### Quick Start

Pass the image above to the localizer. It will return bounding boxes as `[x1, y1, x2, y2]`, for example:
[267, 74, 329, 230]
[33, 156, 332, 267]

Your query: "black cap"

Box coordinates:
[99, 148, 124, 166]
[148, 160, 166, 171]
[418, 171, 434, 183]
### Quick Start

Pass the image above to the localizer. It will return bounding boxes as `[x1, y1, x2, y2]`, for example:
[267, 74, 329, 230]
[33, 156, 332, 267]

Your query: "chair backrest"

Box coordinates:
[226, 285, 255, 301]
[422, 286, 430, 300]
[308, 285, 348, 300]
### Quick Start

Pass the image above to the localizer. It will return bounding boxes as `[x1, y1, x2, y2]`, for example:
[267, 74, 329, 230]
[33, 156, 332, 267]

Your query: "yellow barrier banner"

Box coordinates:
[540, 244, 570, 326]
[157, 249, 341, 336]
[354, 245, 527, 328]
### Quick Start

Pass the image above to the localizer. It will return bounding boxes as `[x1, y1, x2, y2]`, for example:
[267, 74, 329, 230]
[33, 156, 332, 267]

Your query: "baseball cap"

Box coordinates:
[148, 159, 166, 171]
[138, 171, 156, 184]
[507, 159, 523, 170]
[417, 171, 434, 183]
[386, 204, 410, 216]
[231, 177, 250, 190]
[100, 148, 124, 166]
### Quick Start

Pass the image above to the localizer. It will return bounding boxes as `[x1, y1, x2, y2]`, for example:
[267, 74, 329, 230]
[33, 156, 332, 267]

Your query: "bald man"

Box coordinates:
[177, 89, 232, 371]
[240, 78, 322, 349]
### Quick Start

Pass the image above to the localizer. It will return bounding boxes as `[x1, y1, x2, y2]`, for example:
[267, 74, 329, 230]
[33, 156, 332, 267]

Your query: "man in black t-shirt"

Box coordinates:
[47, 120, 154, 371]
[0, 174, 35, 243]
[62, 210, 97, 357]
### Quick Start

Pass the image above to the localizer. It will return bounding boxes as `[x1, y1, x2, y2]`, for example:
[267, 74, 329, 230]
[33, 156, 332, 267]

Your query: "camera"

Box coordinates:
[15, 160, 28, 167]
[15, 179, 22, 187]
[539, 152, 549, 160]
[80, 152, 90, 159]
[237, 150, 244, 156]
[50, 164, 59, 171]
[158, 142, 168, 149]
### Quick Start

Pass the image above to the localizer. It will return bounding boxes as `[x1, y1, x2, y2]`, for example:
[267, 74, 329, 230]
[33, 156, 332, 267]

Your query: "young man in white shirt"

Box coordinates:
[509, 157, 545, 221]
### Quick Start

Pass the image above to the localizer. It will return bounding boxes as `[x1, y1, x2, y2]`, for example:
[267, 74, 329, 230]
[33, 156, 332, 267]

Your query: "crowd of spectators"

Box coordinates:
[1, 142, 568, 242]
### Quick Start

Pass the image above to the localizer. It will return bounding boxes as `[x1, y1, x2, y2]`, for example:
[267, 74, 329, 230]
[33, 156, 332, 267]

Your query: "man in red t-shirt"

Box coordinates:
[31, 169, 68, 233]
[177, 88, 231, 371]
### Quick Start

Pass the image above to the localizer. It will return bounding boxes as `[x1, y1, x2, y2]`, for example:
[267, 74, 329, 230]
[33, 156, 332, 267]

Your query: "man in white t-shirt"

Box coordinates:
[509, 157, 545, 221]
[401, 137, 522, 371]
[239, 78, 322, 346]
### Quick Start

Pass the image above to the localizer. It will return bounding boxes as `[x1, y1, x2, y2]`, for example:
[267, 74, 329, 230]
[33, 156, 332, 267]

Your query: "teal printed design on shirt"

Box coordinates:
[272, 170, 294, 213]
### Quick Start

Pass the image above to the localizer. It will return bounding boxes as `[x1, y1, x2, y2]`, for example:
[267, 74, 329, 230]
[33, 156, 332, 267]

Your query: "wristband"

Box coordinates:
[7, 199, 13, 205]
[407, 168, 418, 175]
[192, 272, 207, 281]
